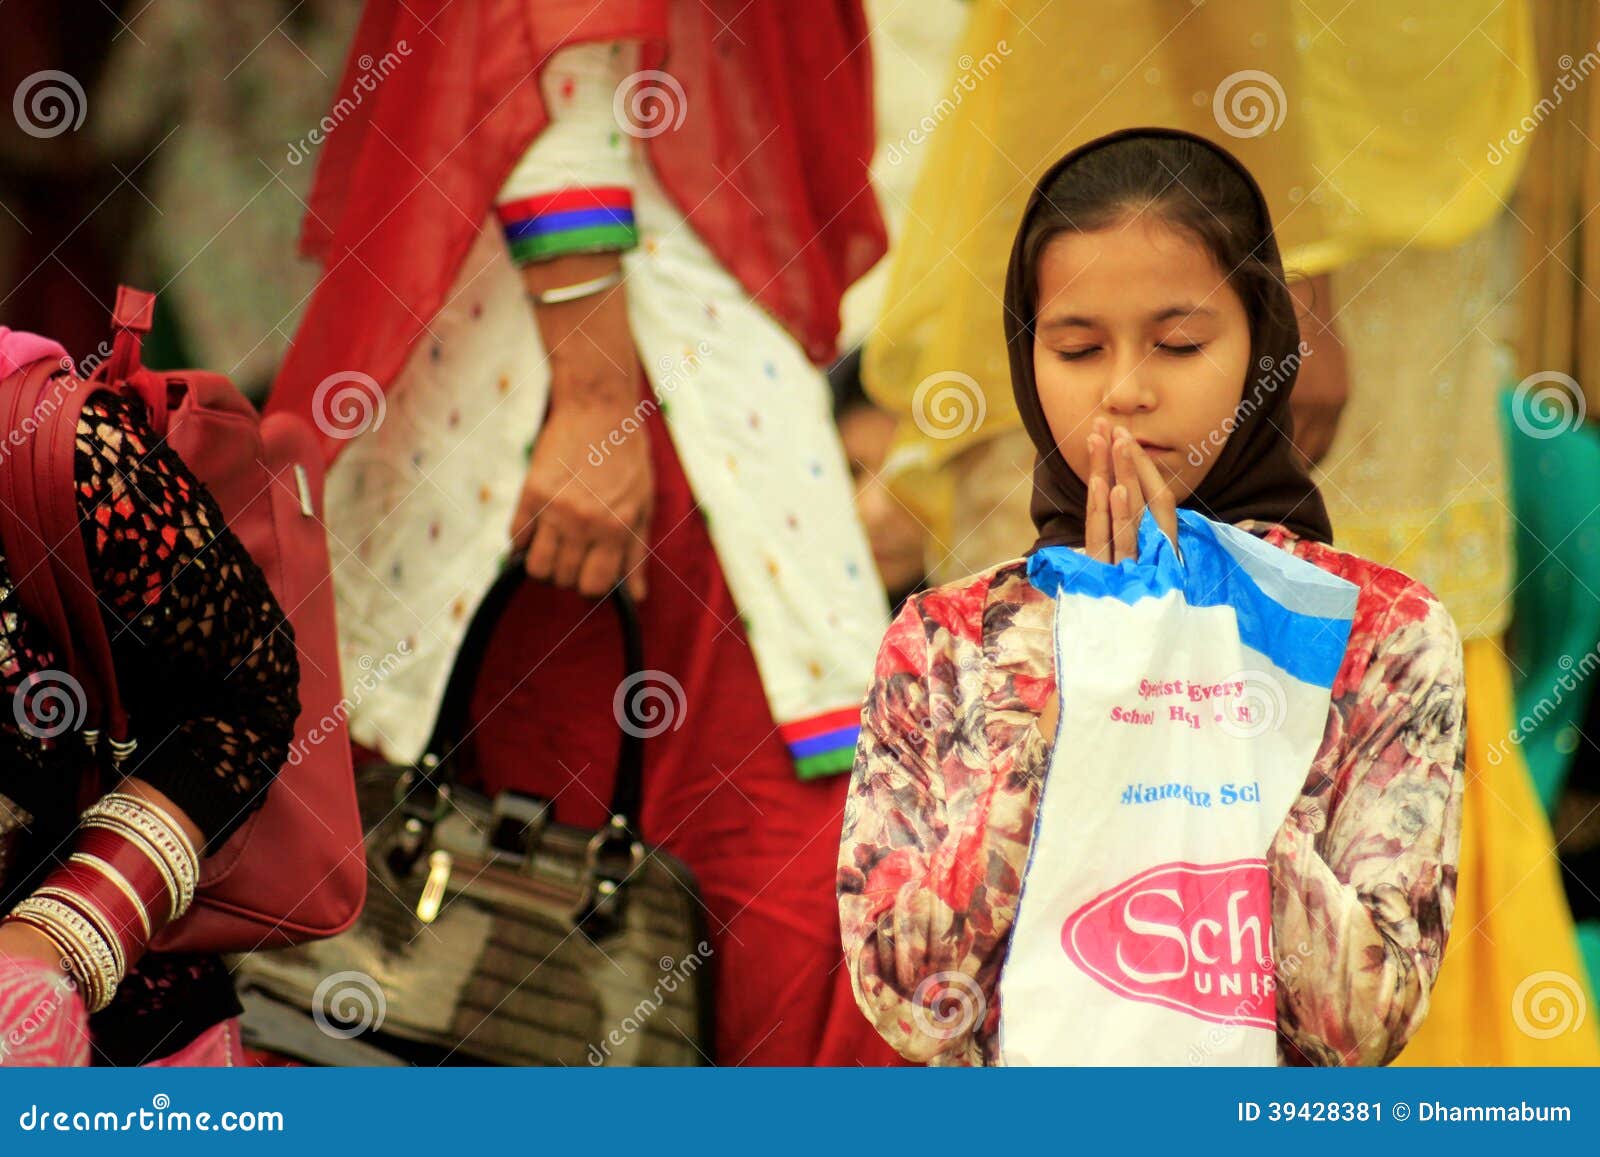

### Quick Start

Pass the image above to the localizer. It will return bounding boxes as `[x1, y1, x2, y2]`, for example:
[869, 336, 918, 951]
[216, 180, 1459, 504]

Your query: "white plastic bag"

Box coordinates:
[997, 509, 1357, 1065]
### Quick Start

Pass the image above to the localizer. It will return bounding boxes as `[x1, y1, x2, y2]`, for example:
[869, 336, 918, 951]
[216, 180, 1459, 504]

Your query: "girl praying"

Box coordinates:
[838, 128, 1465, 1066]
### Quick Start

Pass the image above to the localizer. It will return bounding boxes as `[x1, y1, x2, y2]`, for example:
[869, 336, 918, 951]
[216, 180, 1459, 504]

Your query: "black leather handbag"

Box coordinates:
[234, 569, 714, 1066]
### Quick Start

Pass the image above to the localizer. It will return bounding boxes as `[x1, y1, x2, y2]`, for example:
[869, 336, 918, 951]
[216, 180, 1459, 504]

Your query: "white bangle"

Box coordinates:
[526, 270, 624, 306]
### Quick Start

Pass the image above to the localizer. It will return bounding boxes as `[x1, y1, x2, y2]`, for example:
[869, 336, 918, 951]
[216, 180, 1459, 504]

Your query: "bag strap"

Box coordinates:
[424, 565, 646, 830]
[0, 360, 127, 742]
[101, 286, 155, 386]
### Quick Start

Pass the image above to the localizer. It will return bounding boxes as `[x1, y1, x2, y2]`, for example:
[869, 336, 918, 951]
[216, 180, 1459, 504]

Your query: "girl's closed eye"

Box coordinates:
[1056, 346, 1102, 362]
[1157, 341, 1206, 357]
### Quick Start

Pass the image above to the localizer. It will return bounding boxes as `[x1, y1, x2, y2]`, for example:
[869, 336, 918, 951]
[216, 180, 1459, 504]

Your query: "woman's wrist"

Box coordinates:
[520, 252, 636, 412]
[0, 918, 67, 967]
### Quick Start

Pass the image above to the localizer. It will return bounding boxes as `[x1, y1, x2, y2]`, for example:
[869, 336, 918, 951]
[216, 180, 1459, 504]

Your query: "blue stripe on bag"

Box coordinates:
[1027, 509, 1357, 690]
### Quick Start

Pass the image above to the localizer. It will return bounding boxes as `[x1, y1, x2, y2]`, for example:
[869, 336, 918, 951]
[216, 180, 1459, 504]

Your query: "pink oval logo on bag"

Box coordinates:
[1060, 858, 1276, 1028]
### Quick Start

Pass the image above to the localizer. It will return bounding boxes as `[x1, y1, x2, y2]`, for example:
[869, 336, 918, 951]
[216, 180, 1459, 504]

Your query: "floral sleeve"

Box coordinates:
[75, 391, 300, 853]
[1269, 581, 1466, 1065]
[837, 590, 1040, 1065]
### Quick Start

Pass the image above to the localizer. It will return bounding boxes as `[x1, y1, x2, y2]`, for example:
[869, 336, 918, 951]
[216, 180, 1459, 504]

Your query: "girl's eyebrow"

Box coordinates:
[1152, 303, 1217, 323]
[1038, 303, 1217, 330]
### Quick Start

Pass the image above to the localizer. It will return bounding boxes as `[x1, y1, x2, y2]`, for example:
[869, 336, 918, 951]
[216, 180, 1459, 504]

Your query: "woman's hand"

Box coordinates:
[1082, 416, 1179, 563]
[509, 252, 652, 600]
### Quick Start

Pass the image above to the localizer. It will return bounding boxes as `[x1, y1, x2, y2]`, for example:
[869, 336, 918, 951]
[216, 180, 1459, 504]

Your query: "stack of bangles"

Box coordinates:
[1, 792, 199, 1012]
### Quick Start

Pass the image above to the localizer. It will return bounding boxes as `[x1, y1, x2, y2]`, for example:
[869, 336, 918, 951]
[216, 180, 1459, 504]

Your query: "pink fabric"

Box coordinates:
[0, 328, 70, 380]
[143, 1018, 244, 1067]
[0, 956, 91, 1066]
[0, 958, 245, 1066]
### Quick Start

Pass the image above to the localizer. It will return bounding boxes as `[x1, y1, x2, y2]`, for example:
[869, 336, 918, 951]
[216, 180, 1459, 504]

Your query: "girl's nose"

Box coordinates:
[1101, 348, 1157, 413]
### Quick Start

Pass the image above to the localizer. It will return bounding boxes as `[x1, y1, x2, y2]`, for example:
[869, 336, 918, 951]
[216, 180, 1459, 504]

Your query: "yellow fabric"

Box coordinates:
[864, 0, 1535, 515]
[1315, 226, 1513, 642]
[1282, 0, 1535, 276]
[1393, 637, 1600, 1066]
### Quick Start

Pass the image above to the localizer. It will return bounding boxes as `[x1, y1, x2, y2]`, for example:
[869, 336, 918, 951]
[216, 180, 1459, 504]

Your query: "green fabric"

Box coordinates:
[794, 747, 855, 779]
[1498, 387, 1600, 817]
[507, 224, 638, 265]
[1581, 923, 1600, 1019]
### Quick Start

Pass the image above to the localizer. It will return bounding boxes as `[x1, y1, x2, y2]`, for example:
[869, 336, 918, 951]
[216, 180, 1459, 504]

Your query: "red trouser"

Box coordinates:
[465, 390, 905, 1067]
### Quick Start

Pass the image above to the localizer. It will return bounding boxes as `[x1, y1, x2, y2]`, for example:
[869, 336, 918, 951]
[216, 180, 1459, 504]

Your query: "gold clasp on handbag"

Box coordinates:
[415, 849, 452, 923]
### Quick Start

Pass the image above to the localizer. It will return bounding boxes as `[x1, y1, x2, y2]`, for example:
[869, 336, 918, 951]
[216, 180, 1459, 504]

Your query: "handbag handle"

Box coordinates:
[420, 563, 646, 831]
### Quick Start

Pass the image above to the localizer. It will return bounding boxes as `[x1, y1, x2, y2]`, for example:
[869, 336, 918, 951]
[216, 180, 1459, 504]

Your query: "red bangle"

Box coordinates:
[73, 825, 175, 930]
[37, 862, 145, 972]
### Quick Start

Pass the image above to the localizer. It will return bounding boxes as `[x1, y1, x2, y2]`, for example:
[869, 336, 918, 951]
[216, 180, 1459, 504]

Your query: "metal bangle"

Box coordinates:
[80, 804, 196, 921]
[31, 886, 126, 985]
[9, 896, 119, 1011]
[98, 791, 199, 868]
[81, 816, 184, 924]
[69, 852, 153, 940]
[526, 270, 624, 306]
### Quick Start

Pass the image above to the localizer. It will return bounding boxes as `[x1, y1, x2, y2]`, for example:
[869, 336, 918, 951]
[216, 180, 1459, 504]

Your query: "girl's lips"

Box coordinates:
[1135, 440, 1173, 452]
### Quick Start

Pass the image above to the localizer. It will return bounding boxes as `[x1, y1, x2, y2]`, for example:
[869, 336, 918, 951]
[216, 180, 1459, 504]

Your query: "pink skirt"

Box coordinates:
[0, 957, 243, 1067]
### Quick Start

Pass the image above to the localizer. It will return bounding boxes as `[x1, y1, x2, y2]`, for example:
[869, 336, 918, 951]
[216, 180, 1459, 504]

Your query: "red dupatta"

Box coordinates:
[268, 0, 887, 463]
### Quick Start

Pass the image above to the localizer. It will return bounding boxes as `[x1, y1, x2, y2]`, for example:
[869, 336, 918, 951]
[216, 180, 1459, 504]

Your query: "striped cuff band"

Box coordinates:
[496, 186, 638, 264]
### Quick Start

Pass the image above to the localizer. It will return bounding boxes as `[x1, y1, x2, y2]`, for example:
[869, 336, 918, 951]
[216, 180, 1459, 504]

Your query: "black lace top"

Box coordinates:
[0, 388, 300, 1065]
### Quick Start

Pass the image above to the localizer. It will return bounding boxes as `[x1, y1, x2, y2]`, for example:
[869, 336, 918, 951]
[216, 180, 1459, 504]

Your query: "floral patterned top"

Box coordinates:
[838, 521, 1466, 1066]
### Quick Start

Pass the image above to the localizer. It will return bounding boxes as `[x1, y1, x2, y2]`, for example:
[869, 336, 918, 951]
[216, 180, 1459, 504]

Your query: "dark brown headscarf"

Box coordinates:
[1006, 127, 1333, 553]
